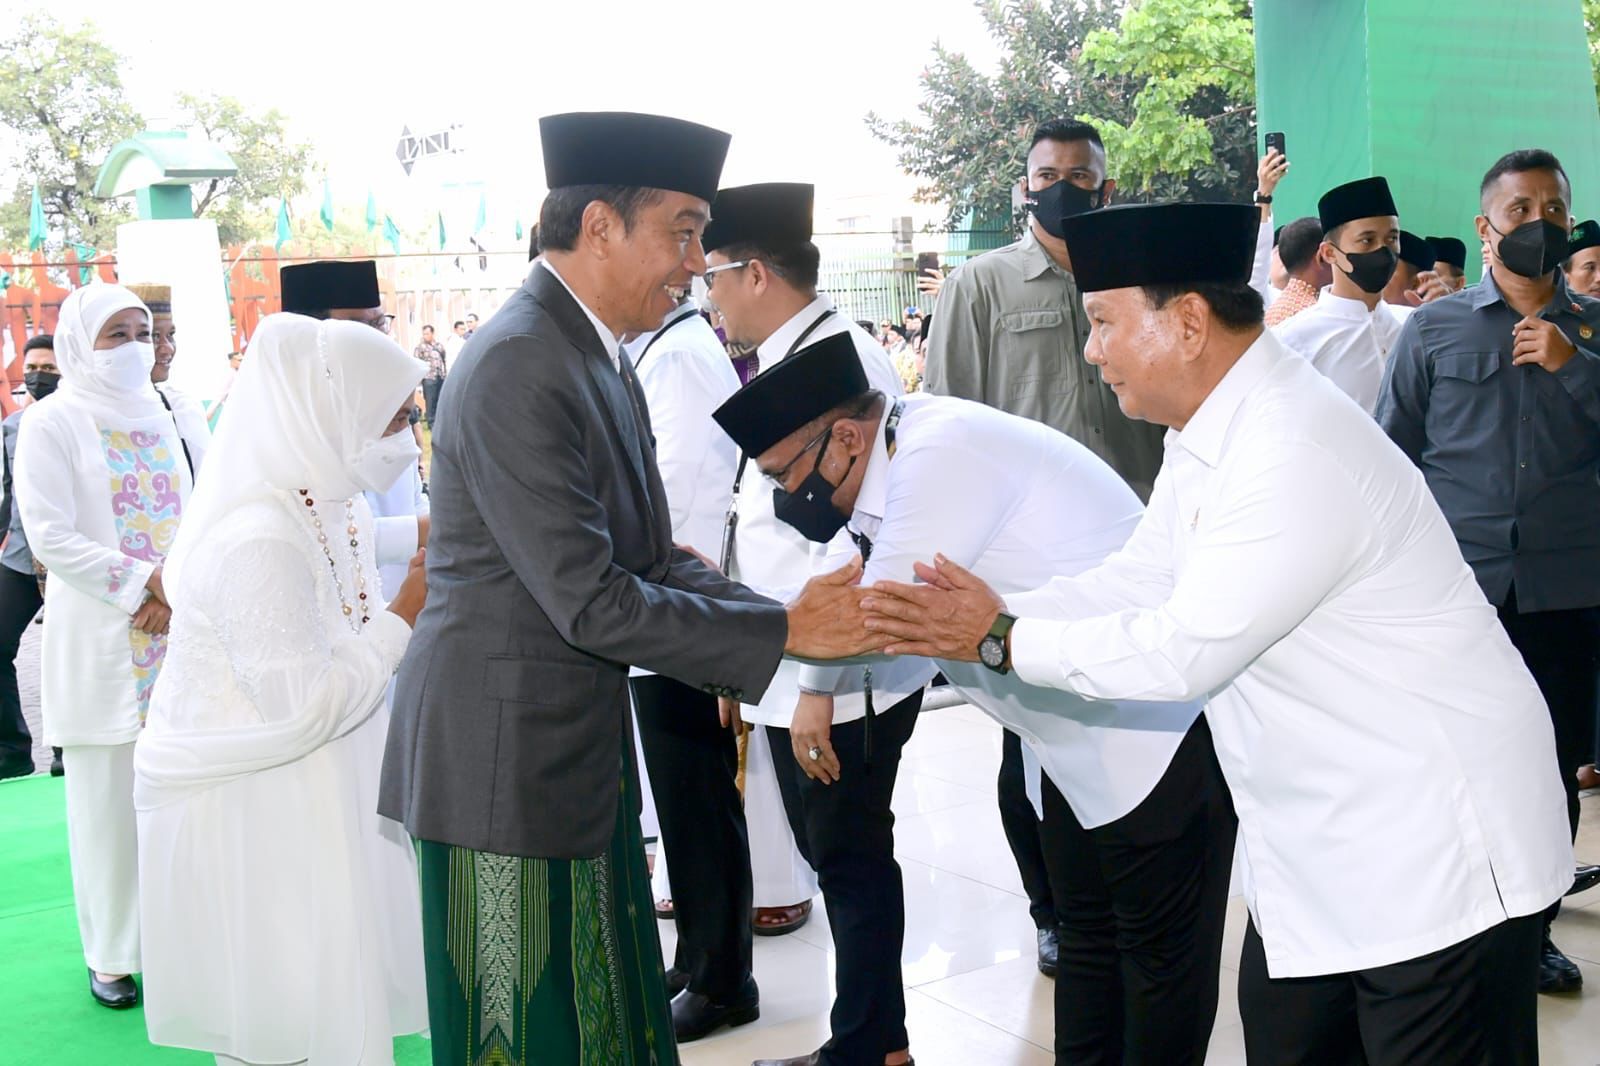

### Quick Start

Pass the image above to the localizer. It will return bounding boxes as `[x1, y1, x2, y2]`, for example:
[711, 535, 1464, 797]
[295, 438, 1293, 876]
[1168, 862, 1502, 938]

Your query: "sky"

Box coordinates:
[65, 0, 1005, 241]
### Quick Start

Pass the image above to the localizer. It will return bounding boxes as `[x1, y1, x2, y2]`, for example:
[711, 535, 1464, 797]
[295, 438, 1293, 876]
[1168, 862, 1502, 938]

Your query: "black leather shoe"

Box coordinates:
[88, 969, 139, 1009]
[1037, 927, 1059, 978]
[0, 754, 33, 781]
[672, 978, 759, 1043]
[50, 748, 63, 777]
[1568, 863, 1600, 897]
[1539, 934, 1583, 995]
[664, 966, 690, 998]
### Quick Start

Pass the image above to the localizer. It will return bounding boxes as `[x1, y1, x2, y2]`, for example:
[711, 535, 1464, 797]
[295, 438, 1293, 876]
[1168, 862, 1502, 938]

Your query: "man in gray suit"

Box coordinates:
[379, 111, 876, 1066]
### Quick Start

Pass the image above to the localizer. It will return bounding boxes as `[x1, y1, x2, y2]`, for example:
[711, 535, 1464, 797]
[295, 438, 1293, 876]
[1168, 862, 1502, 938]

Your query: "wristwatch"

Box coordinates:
[1253, 192, 1273, 205]
[978, 612, 1017, 674]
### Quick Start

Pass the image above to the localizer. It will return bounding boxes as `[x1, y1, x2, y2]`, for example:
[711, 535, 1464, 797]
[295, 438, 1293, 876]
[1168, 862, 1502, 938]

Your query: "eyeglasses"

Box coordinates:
[764, 424, 833, 490]
[703, 260, 751, 290]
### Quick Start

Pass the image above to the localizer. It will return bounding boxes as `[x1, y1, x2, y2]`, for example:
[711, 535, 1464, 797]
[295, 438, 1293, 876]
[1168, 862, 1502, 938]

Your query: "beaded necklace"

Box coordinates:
[296, 488, 370, 632]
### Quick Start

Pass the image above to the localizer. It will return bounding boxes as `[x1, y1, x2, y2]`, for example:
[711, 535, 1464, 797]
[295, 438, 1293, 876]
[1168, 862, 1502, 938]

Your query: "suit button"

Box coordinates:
[702, 685, 715, 694]
[733, 690, 745, 701]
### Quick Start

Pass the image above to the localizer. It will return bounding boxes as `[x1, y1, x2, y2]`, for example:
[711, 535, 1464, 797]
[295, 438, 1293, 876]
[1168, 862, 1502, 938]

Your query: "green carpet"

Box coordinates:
[0, 774, 433, 1065]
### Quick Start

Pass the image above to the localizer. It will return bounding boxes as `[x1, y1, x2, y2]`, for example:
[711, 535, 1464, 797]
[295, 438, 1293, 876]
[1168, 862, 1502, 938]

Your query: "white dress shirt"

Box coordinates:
[1006, 331, 1572, 978]
[798, 394, 1203, 827]
[731, 296, 925, 727]
[539, 259, 622, 370]
[626, 306, 741, 558]
[367, 466, 429, 602]
[1272, 289, 1400, 414]
[1385, 301, 1417, 326]
[1248, 217, 1274, 303]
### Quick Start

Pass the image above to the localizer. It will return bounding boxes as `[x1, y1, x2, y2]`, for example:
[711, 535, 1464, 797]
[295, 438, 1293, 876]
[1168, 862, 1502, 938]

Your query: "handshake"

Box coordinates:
[781, 554, 1007, 665]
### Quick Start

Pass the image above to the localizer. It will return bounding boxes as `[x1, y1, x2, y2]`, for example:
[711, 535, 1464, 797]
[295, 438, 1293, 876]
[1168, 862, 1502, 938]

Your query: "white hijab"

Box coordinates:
[165, 313, 422, 596]
[53, 283, 167, 422]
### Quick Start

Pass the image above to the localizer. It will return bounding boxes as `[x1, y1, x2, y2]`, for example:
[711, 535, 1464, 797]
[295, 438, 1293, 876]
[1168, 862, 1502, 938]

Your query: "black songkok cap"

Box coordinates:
[1567, 221, 1600, 257]
[539, 112, 730, 203]
[712, 333, 868, 457]
[1317, 177, 1398, 232]
[1398, 231, 1435, 271]
[702, 183, 815, 254]
[1060, 203, 1259, 293]
[1426, 236, 1468, 270]
[279, 260, 380, 313]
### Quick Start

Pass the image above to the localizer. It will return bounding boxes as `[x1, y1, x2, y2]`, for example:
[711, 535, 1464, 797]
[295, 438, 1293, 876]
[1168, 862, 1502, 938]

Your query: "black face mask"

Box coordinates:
[1489, 218, 1570, 279]
[772, 428, 855, 543]
[23, 370, 59, 402]
[1025, 179, 1105, 239]
[1336, 246, 1399, 294]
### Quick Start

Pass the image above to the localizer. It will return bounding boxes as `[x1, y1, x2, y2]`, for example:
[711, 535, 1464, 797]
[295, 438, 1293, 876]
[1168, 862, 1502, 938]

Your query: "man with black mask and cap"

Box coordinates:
[0, 335, 58, 780]
[1273, 177, 1403, 414]
[922, 117, 1167, 982]
[1382, 230, 1450, 322]
[1379, 148, 1600, 997]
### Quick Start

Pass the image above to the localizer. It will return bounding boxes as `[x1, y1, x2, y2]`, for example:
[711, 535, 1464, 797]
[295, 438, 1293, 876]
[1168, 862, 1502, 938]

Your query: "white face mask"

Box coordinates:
[349, 430, 421, 494]
[92, 340, 156, 392]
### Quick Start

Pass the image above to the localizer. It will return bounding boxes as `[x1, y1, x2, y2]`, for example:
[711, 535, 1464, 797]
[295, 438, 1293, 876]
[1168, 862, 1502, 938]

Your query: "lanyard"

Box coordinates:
[855, 398, 902, 767]
[632, 308, 699, 374]
[154, 388, 196, 483]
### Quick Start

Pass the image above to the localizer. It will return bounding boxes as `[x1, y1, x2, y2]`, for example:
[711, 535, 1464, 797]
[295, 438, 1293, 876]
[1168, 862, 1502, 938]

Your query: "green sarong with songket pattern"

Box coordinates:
[418, 749, 676, 1065]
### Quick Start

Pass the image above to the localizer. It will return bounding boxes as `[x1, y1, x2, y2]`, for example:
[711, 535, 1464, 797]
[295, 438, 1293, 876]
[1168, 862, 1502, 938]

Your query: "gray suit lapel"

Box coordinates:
[527, 267, 652, 494]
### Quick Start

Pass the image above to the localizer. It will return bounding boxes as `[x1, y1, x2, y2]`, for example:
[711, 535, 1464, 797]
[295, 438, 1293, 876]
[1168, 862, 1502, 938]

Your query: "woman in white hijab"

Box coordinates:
[14, 283, 210, 1008]
[135, 313, 428, 1066]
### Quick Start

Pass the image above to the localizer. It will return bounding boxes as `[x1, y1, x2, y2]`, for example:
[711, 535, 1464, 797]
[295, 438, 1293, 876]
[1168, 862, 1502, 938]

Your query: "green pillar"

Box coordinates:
[1255, 0, 1600, 279]
[135, 185, 194, 221]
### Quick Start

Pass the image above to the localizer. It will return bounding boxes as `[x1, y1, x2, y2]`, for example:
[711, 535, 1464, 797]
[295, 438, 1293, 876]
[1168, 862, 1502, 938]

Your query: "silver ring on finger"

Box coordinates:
[808, 745, 823, 762]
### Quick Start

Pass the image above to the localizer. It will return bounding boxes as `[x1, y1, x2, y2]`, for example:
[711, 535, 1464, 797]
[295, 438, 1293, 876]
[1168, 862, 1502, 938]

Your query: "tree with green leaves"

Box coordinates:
[1585, 0, 1600, 108]
[0, 16, 314, 252]
[0, 15, 141, 250]
[867, 0, 1257, 231]
[175, 93, 313, 247]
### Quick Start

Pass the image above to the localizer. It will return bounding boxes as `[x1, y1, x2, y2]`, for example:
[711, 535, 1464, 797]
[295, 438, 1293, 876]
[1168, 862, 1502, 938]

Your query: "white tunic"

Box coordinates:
[15, 390, 207, 745]
[136, 492, 426, 1064]
[366, 466, 429, 602]
[1007, 332, 1572, 977]
[1273, 289, 1401, 414]
[730, 297, 933, 727]
[799, 394, 1203, 828]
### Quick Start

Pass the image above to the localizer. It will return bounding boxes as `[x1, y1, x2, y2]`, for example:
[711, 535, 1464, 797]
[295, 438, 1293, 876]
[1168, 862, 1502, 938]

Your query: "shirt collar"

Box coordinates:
[1019, 227, 1064, 281]
[1471, 266, 1578, 316]
[756, 294, 834, 370]
[850, 398, 897, 531]
[538, 258, 622, 369]
[1314, 288, 1386, 321]
[1171, 330, 1281, 469]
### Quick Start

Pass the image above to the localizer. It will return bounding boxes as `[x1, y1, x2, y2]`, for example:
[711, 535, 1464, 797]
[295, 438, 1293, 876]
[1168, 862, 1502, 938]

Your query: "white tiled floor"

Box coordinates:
[672, 701, 1600, 1066]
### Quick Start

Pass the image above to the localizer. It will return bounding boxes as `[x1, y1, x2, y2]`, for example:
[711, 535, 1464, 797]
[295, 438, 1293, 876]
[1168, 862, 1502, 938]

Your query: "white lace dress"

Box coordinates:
[134, 490, 427, 1065]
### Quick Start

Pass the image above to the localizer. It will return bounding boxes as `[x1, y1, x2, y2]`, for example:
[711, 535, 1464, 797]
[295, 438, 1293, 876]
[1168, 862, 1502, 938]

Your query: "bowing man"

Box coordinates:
[862, 201, 1572, 1066]
[712, 329, 1236, 1065]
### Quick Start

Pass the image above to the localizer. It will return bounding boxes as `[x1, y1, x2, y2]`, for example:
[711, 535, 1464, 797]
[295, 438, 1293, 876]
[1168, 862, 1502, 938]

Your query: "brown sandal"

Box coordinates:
[752, 900, 813, 936]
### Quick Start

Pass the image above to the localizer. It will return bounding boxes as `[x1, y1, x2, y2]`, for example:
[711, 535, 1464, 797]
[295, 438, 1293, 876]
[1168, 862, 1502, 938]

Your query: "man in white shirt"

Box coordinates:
[703, 183, 930, 1066]
[715, 331, 1235, 1065]
[619, 291, 788, 1040]
[858, 201, 1572, 1065]
[1273, 177, 1404, 413]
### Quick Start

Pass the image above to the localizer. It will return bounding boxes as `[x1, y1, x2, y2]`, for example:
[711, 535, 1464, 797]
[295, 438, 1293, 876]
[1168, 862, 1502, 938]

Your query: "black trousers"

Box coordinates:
[0, 564, 40, 763]
[1039, 716, 1236, 1065]
[999, 728, 1059, 930]
[421, 378, 444, 430]
[1497, 587, 1598, 923]
[768, 690, 923, 1066]
[630, 673, 752, 1003]
[1238, 913, 1542, 1065]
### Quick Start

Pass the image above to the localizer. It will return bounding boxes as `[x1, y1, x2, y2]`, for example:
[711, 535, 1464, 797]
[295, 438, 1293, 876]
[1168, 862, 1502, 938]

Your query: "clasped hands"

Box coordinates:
[782, 553, 1006, 666]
